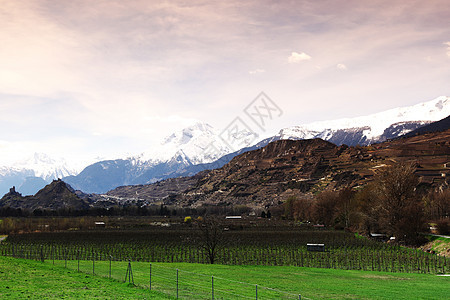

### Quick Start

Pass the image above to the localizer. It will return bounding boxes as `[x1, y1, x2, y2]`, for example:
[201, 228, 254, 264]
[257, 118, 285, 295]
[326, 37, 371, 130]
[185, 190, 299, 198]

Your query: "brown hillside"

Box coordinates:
[107, 130, 450, 210]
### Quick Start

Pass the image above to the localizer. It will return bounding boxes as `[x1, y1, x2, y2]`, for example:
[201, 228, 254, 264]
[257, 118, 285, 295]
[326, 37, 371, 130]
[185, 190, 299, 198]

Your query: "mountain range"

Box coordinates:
[2, 127, 448, 212]
[0, 153, 75, 197]
[0, 95, 449, 196]
[64, 95, 449, 194]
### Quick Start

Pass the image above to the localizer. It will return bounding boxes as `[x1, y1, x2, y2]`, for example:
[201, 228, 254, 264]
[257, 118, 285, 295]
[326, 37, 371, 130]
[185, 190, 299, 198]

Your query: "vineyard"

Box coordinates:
[0, 226, 448, 275]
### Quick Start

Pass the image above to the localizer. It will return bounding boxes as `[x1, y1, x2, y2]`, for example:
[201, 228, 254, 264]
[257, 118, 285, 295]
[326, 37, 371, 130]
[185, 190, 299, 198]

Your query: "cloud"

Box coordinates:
[0, 0, 449, 169]
[288, 52, 312, 63]
[445, 42, 450, 57]
[249, 69, 265, 74]
[336, 63, 348, 70]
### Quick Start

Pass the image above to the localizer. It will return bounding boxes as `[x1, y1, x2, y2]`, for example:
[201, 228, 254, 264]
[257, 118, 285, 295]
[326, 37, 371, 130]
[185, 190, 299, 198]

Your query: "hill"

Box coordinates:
[0, 179, 89, 211]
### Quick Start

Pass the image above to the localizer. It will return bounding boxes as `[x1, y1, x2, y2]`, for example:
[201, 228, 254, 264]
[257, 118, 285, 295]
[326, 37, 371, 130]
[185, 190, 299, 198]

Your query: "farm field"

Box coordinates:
[1, 256, 449, 299]
[2, 227, 449, 274]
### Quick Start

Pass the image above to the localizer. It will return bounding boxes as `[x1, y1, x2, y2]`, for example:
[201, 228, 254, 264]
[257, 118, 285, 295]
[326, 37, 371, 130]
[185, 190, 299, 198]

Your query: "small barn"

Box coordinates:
[369, 233, 388, 242]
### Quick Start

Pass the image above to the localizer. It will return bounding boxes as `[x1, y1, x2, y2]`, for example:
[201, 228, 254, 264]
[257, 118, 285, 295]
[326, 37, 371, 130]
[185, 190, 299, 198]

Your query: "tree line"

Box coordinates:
[282, 162, 449, 245]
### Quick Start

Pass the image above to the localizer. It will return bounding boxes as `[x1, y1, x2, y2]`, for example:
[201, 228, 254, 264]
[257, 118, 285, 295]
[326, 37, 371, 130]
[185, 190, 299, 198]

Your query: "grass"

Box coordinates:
[0, 256, 169, 299]
[42, 259, 450, 299]
[428, 236, 450, 255]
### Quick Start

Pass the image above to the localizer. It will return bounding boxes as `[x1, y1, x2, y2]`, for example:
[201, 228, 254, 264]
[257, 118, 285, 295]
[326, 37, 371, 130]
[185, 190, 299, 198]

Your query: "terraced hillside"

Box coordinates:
[107, 130, 449, 209]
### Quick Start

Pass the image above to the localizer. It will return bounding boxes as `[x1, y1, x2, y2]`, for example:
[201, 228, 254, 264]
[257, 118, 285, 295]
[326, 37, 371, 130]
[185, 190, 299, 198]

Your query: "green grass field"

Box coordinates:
[2, 256, 448, 299]
[0, 256, 169, 299]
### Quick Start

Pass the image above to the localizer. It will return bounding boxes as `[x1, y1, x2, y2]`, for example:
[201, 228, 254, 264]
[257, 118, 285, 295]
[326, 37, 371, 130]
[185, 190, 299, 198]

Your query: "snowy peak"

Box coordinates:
[162, 122, 214, 146]
[278, 96, 450, 145]
[137, 121, 232, 165]
[13, 152, 75, 182]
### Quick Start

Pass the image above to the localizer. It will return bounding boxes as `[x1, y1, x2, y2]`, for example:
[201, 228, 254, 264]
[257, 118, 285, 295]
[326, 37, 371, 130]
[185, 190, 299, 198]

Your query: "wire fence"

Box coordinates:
[2, 249, 308, 299]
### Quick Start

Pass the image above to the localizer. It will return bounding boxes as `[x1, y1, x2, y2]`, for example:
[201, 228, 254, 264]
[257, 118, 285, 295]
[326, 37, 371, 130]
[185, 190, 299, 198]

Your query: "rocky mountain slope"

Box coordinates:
[106, 129, 450, 210]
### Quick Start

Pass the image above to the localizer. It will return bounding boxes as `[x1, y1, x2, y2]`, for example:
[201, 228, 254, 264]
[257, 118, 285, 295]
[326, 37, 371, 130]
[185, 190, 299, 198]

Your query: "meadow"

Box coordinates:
[0, 256, 169, 299]
[1, 256, 449, 299]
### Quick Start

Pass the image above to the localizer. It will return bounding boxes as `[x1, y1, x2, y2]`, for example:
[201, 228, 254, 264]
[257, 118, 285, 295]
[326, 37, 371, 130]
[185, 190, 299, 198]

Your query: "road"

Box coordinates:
[428, 233, 450, 239]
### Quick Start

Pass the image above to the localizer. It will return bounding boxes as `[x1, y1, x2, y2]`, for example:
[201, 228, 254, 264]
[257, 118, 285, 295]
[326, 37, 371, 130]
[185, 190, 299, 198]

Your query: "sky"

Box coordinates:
[1, 0, 449, 171]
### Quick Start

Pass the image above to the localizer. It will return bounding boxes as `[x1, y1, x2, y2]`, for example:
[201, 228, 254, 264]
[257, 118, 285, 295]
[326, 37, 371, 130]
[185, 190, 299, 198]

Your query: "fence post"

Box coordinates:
[149, 263, 152, 291]
[176, 268, 179, 299]
[256, 284, 258, 300]
[212, 276, 214, 300]
[77, 250, 80, 272]
[124, 260, 134, 285]
[109, 255, 112, 278]
[93, 252, 95, 275]
[65, 248, 67, 268]
[299, 294, 301, 300]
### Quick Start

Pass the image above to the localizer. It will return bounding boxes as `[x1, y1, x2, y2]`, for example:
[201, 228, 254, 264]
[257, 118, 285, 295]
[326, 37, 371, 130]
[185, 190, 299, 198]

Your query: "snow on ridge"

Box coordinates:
[280, 96, 450, 140]
[10, 152, 75, 182]
[134, 121, 233, 166]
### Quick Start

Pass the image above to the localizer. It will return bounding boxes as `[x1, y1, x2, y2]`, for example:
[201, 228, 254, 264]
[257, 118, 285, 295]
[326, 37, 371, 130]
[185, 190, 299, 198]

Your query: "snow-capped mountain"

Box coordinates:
[14, 153, 74, 181]
[64, 121, 257, 193]
[64, 96, 449, 195]
[0, 153, 76, 196]
[132, 122, 233, 166]
[275, 96, 449, 145]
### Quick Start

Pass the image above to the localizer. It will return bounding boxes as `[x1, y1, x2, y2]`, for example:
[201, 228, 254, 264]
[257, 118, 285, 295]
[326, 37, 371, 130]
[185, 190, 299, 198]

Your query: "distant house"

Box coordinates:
[95, 222, 105, 228]
[225, 216, 242, 219]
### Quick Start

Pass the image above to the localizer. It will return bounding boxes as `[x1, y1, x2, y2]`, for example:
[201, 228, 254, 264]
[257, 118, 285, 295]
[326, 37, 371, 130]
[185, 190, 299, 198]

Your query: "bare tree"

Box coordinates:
[334, 188, 358, 229]
[312, 191, 338, 226]
[354, 183, 382, 233]
[293, 197, 314, 222]
[374, 162, 426, 244]
[197, 218, 225, 264]
[424, 189, 450, 221]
